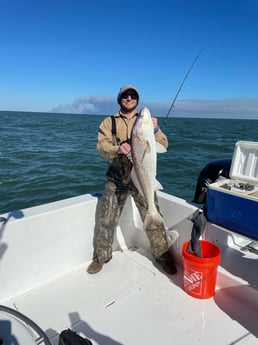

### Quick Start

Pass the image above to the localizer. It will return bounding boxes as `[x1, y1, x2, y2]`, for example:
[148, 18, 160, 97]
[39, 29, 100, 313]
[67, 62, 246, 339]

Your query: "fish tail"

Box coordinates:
[144, 211, 164, 229]
[155, 179, 163, 191]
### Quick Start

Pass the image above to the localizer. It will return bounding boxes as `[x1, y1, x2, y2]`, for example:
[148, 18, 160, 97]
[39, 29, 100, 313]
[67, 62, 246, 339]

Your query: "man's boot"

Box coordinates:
[156, 251, 177, 274]
[87, 259, 103, 274]
[87, 256, 112, 274]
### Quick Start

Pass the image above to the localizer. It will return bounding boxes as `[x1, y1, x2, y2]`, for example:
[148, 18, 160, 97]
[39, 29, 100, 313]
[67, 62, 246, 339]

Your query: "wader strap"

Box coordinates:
[111, 115, 116, 135]
[111, 115, 117, 145]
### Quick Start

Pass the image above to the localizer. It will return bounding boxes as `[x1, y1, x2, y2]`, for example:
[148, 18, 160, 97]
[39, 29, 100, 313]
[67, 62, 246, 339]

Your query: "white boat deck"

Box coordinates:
[3, 247, 258, 345]
[1, 192, 258, 344]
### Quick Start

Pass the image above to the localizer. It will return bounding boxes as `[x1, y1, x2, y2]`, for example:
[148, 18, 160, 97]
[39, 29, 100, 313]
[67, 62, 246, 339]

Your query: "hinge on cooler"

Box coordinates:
[241, 241, 258, 255]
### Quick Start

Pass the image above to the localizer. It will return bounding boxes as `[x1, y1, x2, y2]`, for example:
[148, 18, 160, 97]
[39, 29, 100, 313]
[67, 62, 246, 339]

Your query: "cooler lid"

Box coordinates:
[230, 141, 258, 183]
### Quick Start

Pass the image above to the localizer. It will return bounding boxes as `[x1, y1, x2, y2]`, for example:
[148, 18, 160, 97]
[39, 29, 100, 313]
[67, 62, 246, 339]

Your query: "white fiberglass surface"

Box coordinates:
[10, 249, 258, 345]
[14, 251, 154, 332]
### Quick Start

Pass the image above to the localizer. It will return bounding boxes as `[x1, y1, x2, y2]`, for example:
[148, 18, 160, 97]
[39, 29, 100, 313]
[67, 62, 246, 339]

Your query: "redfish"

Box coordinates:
[131, 107, 166, 229]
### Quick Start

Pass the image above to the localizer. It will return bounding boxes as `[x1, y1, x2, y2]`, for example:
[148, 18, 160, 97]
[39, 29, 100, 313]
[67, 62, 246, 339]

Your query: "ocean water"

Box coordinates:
[0, 111, 257, 214]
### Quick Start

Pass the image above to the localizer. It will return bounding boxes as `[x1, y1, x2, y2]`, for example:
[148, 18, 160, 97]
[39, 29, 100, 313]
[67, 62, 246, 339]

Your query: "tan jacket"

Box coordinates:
[97, 111, 168, 185]
[97, 111, 168, 160]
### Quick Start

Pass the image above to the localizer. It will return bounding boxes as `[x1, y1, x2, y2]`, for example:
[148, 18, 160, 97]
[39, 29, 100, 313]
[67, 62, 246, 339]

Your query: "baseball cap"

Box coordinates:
[117, 85, 139, 104]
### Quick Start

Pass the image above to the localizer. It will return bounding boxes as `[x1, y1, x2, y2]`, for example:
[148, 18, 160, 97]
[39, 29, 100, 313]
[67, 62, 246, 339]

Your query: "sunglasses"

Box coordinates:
[121, 92, 138, 100]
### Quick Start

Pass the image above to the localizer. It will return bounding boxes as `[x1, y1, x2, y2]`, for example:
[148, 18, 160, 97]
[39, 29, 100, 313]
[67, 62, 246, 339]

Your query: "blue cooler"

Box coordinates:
[206, 141, 258, 240]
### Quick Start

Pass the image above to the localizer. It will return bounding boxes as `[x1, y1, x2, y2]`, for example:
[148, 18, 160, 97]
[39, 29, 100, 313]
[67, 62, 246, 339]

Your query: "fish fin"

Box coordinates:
[156, 142, 167, 153]
[145, 140, 151, 153]
[154, 179, 163, 191]
[141, 143, 149, 163]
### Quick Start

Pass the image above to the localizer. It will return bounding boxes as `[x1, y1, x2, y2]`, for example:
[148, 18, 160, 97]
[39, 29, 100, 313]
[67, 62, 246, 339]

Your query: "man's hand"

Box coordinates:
[118, 142, 131, 155]
[152, 117, 160, 133]
[152, 117, 158, 129]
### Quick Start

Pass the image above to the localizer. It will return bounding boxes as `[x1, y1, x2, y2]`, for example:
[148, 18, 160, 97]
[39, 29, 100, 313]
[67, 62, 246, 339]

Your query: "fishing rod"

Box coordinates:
[162, 49, 203, 128]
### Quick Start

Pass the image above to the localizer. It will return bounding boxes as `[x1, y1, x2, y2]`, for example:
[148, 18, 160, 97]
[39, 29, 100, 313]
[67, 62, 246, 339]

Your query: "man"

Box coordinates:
[87, 85, 177, 275]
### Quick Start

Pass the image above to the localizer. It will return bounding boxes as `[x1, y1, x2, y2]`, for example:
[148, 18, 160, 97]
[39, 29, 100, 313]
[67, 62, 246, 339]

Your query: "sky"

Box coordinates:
[1, 0, 258, 119]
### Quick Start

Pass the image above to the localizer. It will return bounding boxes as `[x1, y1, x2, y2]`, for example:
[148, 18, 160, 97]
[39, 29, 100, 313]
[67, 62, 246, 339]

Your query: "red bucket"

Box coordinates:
[182, 240, 221, 299]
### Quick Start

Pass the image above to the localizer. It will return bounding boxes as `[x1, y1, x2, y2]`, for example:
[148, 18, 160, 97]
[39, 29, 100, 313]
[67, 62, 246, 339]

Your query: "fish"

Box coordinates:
[131, 107, 166, 229]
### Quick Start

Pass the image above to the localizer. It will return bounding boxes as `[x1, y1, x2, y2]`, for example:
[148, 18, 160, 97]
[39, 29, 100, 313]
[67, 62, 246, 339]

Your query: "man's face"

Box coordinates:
[120, 89, 138, 112]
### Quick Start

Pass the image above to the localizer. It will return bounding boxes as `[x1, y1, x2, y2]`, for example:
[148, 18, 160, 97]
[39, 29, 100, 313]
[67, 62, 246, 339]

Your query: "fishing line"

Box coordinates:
[162, 49, 203, 128]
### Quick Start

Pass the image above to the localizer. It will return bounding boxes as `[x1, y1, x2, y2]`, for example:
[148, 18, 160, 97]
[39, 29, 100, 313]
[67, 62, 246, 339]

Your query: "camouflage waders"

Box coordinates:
[94, 180, 169, 263]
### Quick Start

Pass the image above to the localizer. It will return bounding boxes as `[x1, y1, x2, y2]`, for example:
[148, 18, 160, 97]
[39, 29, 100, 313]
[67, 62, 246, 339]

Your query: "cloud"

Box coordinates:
[146, 98, 258, 119]
[173, 98, 258, 118]
[52, 95, 116, 115]
[52, 96, 258, 119]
